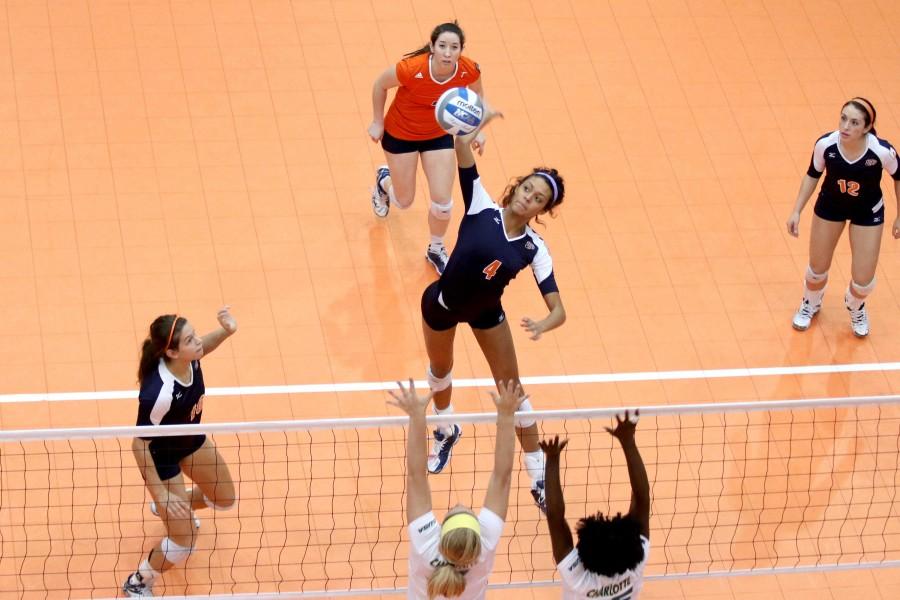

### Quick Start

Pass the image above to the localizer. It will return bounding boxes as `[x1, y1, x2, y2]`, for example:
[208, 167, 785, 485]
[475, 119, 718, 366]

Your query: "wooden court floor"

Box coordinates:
[1, 0, 899, 598]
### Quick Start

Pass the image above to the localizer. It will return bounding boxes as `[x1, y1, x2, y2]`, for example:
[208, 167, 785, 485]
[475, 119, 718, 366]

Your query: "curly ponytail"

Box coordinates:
[137, 314, 184, 384]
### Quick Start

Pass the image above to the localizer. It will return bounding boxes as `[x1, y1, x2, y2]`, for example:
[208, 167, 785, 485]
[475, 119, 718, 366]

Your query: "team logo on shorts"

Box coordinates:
[865, 158, 878, 166]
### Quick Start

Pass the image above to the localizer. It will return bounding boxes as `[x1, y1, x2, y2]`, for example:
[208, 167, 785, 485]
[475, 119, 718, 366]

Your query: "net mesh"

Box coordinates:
[1, 398, 899, 597]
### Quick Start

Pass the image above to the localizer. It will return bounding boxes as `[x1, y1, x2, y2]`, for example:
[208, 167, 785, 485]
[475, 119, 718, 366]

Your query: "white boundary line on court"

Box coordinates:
[3, 360, 900, 404]
[91, 559, 900, 599]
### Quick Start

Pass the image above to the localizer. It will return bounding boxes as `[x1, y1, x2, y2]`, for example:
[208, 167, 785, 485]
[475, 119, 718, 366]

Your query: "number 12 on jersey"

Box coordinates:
[482, 259, 502, 280]
[837, 179, 860, 196]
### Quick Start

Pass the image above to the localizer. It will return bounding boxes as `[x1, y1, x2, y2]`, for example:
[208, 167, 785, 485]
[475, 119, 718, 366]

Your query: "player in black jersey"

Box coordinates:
[786, 98, 900, 337]
[123, 307, 237, 597]
[420, 108, 566, 512]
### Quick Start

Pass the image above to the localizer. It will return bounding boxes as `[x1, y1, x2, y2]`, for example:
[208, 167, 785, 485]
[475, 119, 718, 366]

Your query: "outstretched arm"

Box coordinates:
[607, 410, 650, 539]
[540, 436, 574, 564]
[468, 78, 488, 155]
[201, 306, 237, 356]
[482, 380, 525, 520]
[454, 105, 504, 169]
[387, 379, 433, 522]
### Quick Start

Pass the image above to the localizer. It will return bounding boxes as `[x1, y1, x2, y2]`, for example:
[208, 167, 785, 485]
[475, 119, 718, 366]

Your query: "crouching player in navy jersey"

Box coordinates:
[419, 107, 566, 512]
[787, 97, 900, 337]
[541, 412, 651, 600]
[123, 307, 238, 597]
[388, 378, 525, 599]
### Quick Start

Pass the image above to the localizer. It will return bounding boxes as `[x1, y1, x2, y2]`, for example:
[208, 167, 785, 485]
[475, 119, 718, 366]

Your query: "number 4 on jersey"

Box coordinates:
[482, 259, 502, 280]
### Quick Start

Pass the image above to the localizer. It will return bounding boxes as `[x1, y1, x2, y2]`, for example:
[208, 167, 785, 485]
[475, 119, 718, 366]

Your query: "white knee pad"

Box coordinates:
[427, 367, 452, 392]
[851, 277, 876, 296]
[806, 266, 828, 284]
[204, 494, 236, 511]
[515, 397, 536, 428]
[429, 199, 453, 221]
[160, 537, 193, 565]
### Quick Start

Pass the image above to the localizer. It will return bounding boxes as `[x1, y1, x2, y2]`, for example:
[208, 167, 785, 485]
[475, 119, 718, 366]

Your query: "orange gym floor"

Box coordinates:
[1, 0, 900, 598]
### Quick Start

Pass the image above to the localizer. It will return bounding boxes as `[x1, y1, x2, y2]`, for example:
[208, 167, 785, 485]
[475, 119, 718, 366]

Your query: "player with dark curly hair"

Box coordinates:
[540, 411, 650, 599]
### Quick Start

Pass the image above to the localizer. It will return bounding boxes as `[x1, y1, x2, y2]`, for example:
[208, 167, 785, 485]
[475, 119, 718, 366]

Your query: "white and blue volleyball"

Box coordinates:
[434, 87, 484, 135]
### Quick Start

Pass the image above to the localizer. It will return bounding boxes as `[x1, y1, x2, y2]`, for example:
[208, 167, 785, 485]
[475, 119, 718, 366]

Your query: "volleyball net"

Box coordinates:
[1, 396, 899, 598]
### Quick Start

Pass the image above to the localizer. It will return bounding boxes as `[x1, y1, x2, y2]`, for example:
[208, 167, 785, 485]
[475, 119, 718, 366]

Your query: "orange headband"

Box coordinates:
[163, 314, 180, 356]
[851, 97, 874, 124]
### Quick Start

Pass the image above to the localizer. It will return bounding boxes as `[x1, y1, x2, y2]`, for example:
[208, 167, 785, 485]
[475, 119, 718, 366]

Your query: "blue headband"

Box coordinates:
[534, 171, 558, 203]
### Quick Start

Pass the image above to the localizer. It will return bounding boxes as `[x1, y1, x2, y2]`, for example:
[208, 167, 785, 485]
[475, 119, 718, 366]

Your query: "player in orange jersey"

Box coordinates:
[367, 21, 488, 275]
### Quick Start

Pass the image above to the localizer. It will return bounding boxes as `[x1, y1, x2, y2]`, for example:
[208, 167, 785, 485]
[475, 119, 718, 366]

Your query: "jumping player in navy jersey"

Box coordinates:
[420, 108, 566, 512]
[123, 307, 237, 597]
[786, 97, 900, 337]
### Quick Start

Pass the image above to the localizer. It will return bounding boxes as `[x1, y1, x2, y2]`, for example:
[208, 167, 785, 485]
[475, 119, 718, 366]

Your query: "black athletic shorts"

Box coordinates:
[149, 434, 207, 481]
[382, 129, 454, 154]
[421, 281, 506, 331]
[814, 194, 885, 226]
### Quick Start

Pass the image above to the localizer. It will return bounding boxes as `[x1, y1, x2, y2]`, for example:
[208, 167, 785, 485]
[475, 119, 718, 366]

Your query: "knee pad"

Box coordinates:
[805, 266, 828, 284]
[515, 397, 536, 428]
[160, 537, 193, 565]
[429, 199, 453, 221]
[851, 277, 876, 296]
[204, 493, 236, 511]
[427, 367, 452, 392]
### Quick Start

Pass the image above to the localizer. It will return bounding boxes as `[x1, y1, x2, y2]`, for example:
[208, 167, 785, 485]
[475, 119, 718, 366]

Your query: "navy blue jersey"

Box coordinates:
[807, 131, 900, 211]
[438, 165, 558, 317]
[136, 359, 205, 446]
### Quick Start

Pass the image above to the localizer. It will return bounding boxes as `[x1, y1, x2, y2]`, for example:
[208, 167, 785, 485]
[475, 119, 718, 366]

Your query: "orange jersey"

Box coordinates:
[384, 53, 481, 141]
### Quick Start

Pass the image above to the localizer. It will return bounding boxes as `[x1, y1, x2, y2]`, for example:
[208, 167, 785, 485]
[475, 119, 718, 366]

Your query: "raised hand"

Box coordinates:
[386, 378, 433, 417]
[605, 409, 640, 443]
[490, 379, 526, 417]
[539, 435, 569, 459]
[217, 305, 237, 334]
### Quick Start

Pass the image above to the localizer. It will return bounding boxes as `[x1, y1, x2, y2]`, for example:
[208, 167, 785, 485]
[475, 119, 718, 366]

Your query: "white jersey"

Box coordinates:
[558, 535, 650, 599]
[407, 509, 504, 600]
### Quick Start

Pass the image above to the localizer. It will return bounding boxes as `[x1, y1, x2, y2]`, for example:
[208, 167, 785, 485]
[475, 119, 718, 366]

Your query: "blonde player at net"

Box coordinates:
[541, 411, 650, 599]
[123, 308, 238, 597]
[388, 378, 524, 599]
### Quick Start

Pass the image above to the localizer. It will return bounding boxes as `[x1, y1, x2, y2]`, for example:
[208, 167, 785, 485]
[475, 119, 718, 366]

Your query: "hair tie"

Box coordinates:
[163, 314, 180, 356]
[534, 171, 558, 203]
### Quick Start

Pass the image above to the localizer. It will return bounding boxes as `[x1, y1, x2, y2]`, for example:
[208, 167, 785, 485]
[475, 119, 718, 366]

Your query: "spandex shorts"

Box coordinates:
[382, 130, 454, 154]
[814, 194, 885, 227]
[421, 281, 506, 332]
[149, 434, 207, 481]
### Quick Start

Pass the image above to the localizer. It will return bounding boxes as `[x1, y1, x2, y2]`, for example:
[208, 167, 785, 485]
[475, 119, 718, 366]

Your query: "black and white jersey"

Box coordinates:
[807, 131, 900, 208]
[136, 359, 205, 444]
[438, 165, 558, 317]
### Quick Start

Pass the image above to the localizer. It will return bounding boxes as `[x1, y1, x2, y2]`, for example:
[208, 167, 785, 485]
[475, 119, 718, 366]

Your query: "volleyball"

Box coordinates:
[434, 87, 484, 135]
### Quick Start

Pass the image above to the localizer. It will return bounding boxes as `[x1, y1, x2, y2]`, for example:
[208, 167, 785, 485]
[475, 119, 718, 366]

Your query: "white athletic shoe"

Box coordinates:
[122, 572, 153, 597]
[371, 166, 390, 218]
[791, 299, 820, 331]
[150, 494, 200, 529]
[847, 303, 869, 337]
[427, 424, 462, 474]
[425, 244, 449, 275]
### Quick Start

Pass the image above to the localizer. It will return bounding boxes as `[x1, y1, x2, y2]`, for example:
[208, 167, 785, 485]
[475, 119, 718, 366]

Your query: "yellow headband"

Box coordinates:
[441, 513, 480, 537]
